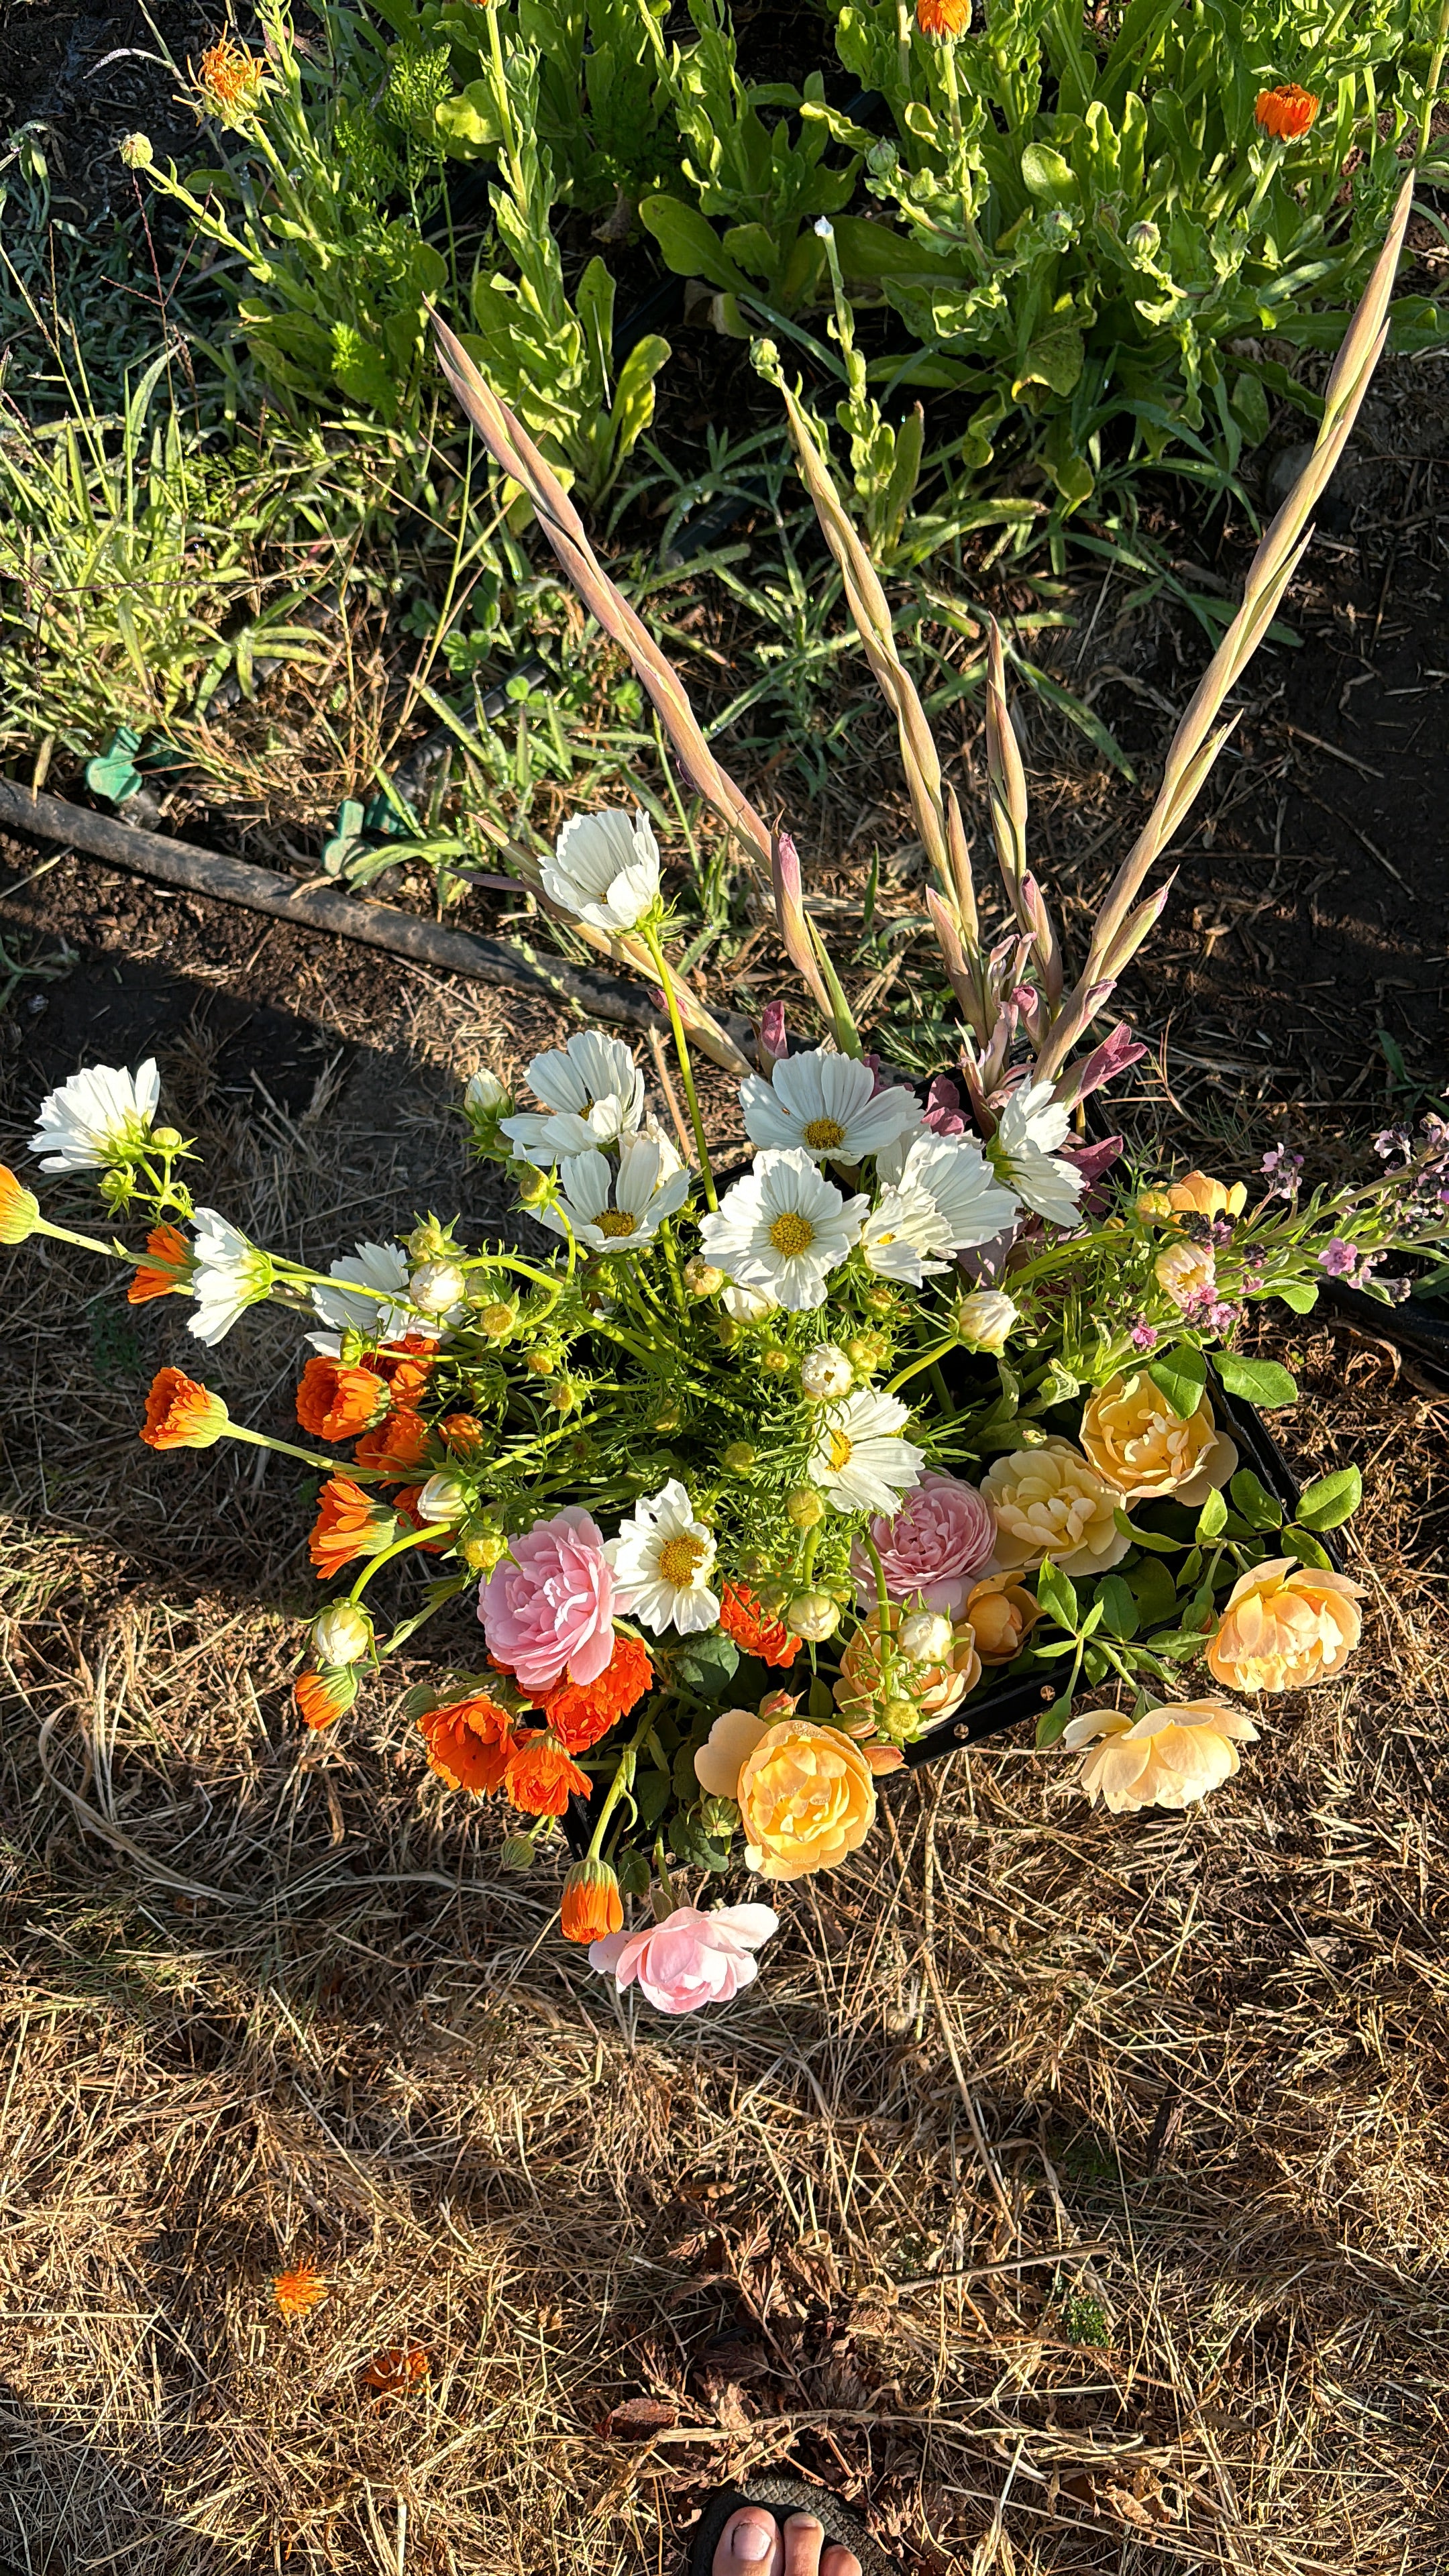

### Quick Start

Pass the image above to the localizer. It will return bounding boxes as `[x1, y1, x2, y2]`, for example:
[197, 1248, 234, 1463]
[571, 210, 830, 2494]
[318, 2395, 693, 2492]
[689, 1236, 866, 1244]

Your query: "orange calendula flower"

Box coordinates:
[355, 1408, 432, 1475]
[195, 35, 270, 120]
[538, 1631, 653, 1754]
[309, 1477, 398, 1577]
[128, 1220, 191, 1304]
[439, 1411, 486, 1457]
[718, 1582, 800, 1670]
[916, 0, 971, 33]
[419, 1693, 517, 1794]
[0, 1165, 40, 1245]
[295, 1668, 358, 1731]
[504, 1731, 590, 1817]
[272, 2263, 327, 2319]
[376, 1335, 437, 1407]
[362, 2342, 429, 2398]
[140, 1366, 229, 1450]
[560, 1856, 623, 1945]
[1255, 83, 1320, 140]
[295, 1354, 388, 1442]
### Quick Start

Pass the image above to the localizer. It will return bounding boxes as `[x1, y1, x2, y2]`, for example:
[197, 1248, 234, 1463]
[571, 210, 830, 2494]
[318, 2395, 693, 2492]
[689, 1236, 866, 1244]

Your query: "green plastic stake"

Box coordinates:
[85, 727, 144, 805]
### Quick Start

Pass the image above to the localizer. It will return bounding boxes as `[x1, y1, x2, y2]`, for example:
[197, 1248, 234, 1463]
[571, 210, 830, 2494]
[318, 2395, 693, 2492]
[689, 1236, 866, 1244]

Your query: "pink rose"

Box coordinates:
[477, 1505, 615, 1695]
[850, 1470, 995, 1617]
[588, 1904, 778, 2015]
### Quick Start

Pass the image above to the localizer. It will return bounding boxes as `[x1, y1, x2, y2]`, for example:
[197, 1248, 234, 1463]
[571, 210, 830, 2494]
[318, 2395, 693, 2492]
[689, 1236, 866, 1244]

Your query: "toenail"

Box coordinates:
[731, 2515, 776, 2561]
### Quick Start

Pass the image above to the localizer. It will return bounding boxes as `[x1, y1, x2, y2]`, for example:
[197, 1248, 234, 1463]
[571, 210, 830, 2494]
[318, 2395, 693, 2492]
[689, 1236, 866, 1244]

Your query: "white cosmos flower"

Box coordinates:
[309, 1240, 426, 1352]
[722, 1281, 777, 1322]
[990, 1082, 1083, 1230]
[31, 1058, 160, 1171]
[607, 1479, 720, 1635]
[542, 808, 661, 932]
[739, 1051, 922, 1165]
[537, 1136, 690, 1254]
[808, 1387, 924, 1516]
[698, 1148, 867, 1313]
[188, 1208, 274, 1346]
[500, 1029, 646, 1167]
[863, 1183, 957, 1283]
[864, 1134, 1020, 1285]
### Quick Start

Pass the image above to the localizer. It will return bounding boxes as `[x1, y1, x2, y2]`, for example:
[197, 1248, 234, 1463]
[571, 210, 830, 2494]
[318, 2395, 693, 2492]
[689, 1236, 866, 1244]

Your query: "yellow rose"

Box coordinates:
[833, 1603, 981, 1733]
[736, 1718, 876, 1880]
[694, 1703, 770, 1800]
[964, 1573, 1042, 1664]
[1139, 1171, 1246, 1222]
[979, 1437, 1128, 1576]
[1063, 1698, 1258, 1813]
[1080, 1370, 1238, 1504]
[1205, 1557, 1364, 1693]
[1155, 1240, 1216, 1310]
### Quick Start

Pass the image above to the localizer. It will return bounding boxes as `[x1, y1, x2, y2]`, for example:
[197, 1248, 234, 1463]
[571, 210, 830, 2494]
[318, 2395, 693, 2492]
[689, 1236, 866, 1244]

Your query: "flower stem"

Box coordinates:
[347, 1525, 449, 1605]
[223, 1421, 386, 1479]
[885, 1332, 959, 1397]
[586, 1703, 658, 1861]
[641, 920, 716, 1213]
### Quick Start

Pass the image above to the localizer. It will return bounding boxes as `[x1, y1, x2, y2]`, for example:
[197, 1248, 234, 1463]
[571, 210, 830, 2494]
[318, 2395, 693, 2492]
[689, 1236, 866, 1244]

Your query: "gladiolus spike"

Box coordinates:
[924, 888, 991, 1040]
[985, 619, 1030, 901]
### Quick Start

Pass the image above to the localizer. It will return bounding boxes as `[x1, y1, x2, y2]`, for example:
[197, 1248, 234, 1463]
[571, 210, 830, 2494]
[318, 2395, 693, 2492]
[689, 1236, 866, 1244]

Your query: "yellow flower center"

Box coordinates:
[595, 1210, 637, 1239]
[802, 1117, 847, 1151]
[768, 1211, 816, 1257]
[657, 1534, 707, 1587]
[828, 1431, 853, 1470]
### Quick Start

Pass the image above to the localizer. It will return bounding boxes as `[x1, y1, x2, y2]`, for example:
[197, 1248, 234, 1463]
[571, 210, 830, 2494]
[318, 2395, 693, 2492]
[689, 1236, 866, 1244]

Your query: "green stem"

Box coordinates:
[223, 1421, 386, 1479]
[1422, 0, 1449, 156]
[885, 1332, 959, 1397]
[641, 918, 716, 1212]
[586, 1703, 658, 1861]
[346, 1525, 447, 1605]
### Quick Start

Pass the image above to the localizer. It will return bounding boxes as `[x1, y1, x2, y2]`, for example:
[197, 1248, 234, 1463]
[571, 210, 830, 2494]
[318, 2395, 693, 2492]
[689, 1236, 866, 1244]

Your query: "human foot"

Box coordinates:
[712, 2506, 861, 2576]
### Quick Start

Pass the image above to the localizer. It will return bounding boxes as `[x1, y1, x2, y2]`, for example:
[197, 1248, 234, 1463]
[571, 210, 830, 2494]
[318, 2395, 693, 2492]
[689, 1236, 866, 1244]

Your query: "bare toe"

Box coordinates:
[713, 2508, 781, 2576]
[782, 2514, 827, 2576]
[821, 2548, 862, 2576]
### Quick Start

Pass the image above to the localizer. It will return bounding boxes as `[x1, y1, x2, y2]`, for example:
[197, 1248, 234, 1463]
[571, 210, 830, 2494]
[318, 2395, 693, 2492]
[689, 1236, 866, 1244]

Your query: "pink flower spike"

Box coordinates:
[758, 1002, 788, 1065]
[588, 1904, 778, 2015]
[924, 1074, 966, 1136]
[850, 1471, 995, 1617]
[477, 1506, 616, 1695]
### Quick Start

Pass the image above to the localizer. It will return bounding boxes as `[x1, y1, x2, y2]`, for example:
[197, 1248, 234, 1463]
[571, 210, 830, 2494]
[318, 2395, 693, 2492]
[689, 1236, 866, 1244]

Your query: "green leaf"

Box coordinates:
[674, 1632, 739, 1700]
[1020, 142, 1078, 205]
[1194, 1485, 1228, 1543]
[435, 78, 506, 154]
[1147, 1341, 1208, 1421]
[635, 1767, 672, 1828]
[616, 1845, 651, 1897]
[1096, 1574, 1138, 1640]
[1274, 1281, 1319, 1315]
[1035, 1556, 1079, 1632]
[640, 194, 747, 294]
[1230, 1467, 1283, 1531]
[1295, 1465, 1362, 1532]
[1114, 1507, 1183, 1554]
[1143, 1629, 1210, 1660]
[808, 1674, 835, 1722]
[1126, 1556, 1178, 1627]
[1013, 317, 1085, 400]
[1283, 1525, 1334, 1572]
[1216, 1354, 1298, 1407]
[1035, 1692, 1076, 1748]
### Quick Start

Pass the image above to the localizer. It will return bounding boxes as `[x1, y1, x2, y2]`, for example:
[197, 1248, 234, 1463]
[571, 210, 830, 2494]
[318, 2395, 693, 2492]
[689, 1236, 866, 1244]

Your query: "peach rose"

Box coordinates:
[833, 1601, 981, 1734]
[736, 1719, 876, 1880]
[1155, 1241, 1216, 1310]
[1205, 1558, 1364, 1693]
[1063, 1698, 1258, 1813]
[979, 1438, 1128, 1576]
[964, 1573, 1042, 1664]
[1139, 1171, 1246, 1222]
[694, 1703, 770, 1801]
[1080, 1371, 1238, 1505]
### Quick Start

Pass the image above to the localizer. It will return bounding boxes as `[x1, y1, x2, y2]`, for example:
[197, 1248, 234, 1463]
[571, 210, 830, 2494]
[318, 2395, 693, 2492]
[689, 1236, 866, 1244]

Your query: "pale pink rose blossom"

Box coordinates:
[851, 1469, 996, 1617]
[588, 1904, 778, 2015]
[477, 1505, 615, 1695]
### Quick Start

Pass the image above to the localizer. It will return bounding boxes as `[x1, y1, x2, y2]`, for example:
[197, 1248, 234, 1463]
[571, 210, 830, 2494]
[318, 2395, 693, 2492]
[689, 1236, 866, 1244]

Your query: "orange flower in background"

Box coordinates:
[376, 1336, 436, 1407]
[560, 1856, 623, 1945]
[195, 34, 270, 119]
[0, 1166, 40, 1244]
[503, 1731, 590, 1817]
[439, 1411, 486, 1457]
[1138, 1171, 1246, 1224]
[272, 2263, 327, 2319]
[1205, 1558, 1364, 1694]
[140, 1366, 229, 1450]
[355, 1408, 432, 1475]
[719, 1582, 800, 1670]
[296, 1354, 388, 1442]
[916, 0, 971, 32]
[419, 1693, 515, 1794]
[362, 2342, 430, 2398]
[295, 1668, 357, 1731]
[1255, 83, 1320, 140]
[538, 1631, 653, 1754]
[309, 1477, 397, 1576]
[127, 1220, 190, 1303]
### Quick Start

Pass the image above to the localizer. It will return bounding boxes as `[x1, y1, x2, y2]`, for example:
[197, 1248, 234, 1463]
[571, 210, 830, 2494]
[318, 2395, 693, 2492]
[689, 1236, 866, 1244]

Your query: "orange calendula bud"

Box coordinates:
[1255, 83, 1320, 140]
[362, 2341, 429, 2398]
[504, 1731, 590, 1817]
[295, 1354, 388, 1441]
[917, 0, 971, 33]
[0, 1165, 40, 1246]
[128, 1219, 191, 1303]
[294, 1666, 358, 1730]
[308, 1477, 398, 1576]
[140, 1366, 229, 1450]
[271, 2263, 327, 2319]
[560, 1856, 624, 1945]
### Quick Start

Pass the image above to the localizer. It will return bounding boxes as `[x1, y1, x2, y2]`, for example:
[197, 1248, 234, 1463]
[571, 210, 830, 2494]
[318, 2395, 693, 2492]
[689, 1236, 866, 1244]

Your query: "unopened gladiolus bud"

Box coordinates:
[784, 1591, 839, 1642]
[464, 1069, 508, 1114]
[800, 1343, 854, 1401]
[0, 1167, 40, 1244]
[684, 1256, 724, 1295]
[417, 1472, 468, 1523]
[560, 1856, 623, 1944]
[410, 1259, 464, 1315]
[311, 1601, 374, 1666]
[722, 1442, 756, 1474]
[499, 1834, 536, 1871]
[785, 1489, 824, 1531]
[761, 1348, 792, 1377]
[955, 1289, 1019, 1353]
[119, 130, 154, 168]
[898, 1609, 956, 1664]
[844, 1335, 885, 1376]
[477, 1300, 516, 1338]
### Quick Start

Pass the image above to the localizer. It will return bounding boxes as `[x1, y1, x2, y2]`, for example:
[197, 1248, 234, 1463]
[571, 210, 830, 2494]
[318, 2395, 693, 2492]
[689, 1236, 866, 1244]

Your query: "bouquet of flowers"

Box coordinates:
[7, 183, 1442, 2015]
